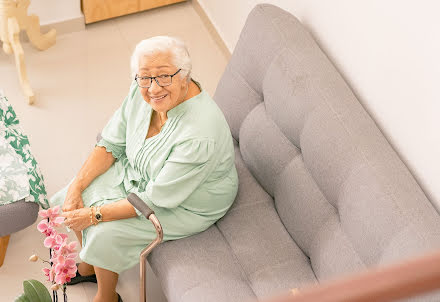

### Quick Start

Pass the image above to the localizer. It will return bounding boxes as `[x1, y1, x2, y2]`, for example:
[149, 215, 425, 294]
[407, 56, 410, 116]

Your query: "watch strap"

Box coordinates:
[95, 206, 103, 222]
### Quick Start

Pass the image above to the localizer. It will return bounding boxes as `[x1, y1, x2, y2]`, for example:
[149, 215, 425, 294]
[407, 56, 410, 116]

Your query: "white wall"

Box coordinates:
[198, 0, 440, 211]
[28, 0, 82, 25]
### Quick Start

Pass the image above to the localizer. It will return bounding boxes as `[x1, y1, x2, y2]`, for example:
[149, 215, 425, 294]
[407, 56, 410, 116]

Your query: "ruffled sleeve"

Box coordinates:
[134, 138, 216, 213]
[96, 81, 136, 160]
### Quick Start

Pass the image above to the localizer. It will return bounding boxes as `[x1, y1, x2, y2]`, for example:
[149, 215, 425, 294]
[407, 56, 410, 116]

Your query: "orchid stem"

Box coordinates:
[63, 284, 67, 302]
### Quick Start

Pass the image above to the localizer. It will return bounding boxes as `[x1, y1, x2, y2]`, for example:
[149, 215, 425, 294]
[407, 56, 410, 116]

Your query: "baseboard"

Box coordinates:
[20, 15, 85, 43]
[191, 0, 231, 60]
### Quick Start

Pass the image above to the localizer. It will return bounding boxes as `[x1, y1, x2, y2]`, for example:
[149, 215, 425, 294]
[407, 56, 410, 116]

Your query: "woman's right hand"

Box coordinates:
[62, 183, 84, 212]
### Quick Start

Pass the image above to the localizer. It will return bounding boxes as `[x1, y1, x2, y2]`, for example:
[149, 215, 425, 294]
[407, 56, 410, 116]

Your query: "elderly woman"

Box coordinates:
[49, 36, 238, 302]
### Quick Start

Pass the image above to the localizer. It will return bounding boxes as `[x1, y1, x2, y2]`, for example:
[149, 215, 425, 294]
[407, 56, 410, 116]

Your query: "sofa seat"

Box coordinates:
[149, 142, 319, 302]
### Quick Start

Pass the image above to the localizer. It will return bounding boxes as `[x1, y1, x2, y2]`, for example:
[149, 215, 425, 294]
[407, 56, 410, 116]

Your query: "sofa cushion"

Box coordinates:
[148, 225, 257, 302]
[215, 144, 317, 299]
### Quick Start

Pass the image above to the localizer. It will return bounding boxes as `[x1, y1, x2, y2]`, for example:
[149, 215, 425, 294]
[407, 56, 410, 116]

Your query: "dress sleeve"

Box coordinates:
[134, 138, 216, 213]
[96, 81, 136, 160]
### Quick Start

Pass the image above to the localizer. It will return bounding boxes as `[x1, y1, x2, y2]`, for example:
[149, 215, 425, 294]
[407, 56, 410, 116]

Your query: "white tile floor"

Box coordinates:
[0, 2, 228, 301]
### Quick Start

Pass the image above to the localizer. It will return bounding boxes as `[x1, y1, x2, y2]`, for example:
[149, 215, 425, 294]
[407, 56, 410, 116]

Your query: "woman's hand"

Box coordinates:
[62, 183, 84, 212]
[62, 208, 93, 232]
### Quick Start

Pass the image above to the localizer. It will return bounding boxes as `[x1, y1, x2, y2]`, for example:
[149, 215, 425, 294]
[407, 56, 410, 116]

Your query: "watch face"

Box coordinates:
[95, 213, 102, 220]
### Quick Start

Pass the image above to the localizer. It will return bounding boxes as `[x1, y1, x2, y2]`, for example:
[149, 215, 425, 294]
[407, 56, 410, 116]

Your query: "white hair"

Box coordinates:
[130, 36, 192, 82]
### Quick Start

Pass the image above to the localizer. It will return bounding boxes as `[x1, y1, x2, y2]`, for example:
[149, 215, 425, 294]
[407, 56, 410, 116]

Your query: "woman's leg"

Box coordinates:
[74, 230, 95, 276]
[93, 266, 119, 302]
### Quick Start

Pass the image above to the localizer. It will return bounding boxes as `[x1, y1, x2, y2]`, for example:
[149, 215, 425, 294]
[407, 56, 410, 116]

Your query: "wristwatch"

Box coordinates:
[95, 206, 103, 223]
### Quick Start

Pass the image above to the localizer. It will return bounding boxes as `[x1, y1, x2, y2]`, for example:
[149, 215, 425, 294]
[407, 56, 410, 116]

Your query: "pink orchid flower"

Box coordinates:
[54, 255, 77, 285]
[53, 234, 69, 254]
[54, 274, 68, 285]
[35, 205, 80, 288]
[43, 233, 66, 249]
[37, 220, 55, 237]
[49, 216, 65, 228]
[58, 241, 78, 258]
[38, 206, 61, 220]
[42, 267, 54, 282]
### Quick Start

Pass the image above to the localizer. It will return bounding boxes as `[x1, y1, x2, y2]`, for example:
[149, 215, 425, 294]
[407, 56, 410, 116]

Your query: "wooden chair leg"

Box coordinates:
[0, 235, 11, 267]
[15, 0, 56, 51]
[8, 16, 35, 104]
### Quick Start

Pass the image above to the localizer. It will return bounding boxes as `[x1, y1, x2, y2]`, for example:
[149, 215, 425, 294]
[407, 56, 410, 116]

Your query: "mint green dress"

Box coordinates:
[49, 80, 238, 274]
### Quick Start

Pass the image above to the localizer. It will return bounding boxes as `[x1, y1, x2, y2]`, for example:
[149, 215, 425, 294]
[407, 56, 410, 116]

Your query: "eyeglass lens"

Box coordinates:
[137, 75, 173, 88]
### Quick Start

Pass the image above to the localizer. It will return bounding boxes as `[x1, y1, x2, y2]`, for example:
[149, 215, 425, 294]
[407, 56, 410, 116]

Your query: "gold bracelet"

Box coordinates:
[90, 206, 96, 226]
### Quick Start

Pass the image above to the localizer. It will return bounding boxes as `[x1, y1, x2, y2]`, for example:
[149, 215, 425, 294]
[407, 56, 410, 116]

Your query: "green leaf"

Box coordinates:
[23, 279, 52, 302]
[14, 293, 30, 302]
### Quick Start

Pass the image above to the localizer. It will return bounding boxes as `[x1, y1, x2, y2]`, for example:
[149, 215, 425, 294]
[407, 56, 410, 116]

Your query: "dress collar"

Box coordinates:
[167, 90, 205, 118]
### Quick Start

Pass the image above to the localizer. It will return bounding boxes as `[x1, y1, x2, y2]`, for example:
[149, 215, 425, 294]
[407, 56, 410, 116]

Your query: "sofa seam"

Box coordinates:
[214, 224, 258, 299]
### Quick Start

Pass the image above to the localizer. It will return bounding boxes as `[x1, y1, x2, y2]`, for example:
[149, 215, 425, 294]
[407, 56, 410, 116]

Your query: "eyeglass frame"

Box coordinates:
[135, 69, 182, 88]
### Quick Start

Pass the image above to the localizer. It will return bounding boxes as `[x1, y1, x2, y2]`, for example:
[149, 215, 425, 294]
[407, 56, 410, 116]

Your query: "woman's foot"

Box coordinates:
[66, 263, 97, 285]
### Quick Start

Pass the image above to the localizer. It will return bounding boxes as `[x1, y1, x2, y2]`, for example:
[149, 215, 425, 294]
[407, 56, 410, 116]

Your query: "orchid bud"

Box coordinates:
[51, 284, 60, 291]
[29, 254, 39, 262]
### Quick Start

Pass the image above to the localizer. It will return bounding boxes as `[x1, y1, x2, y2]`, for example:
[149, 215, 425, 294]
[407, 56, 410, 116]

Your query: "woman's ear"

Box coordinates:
[181, 76, 190, 89]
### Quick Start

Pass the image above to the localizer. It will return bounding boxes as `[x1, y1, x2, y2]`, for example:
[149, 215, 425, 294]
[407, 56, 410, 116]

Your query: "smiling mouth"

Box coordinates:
[150, 94, 167, 101]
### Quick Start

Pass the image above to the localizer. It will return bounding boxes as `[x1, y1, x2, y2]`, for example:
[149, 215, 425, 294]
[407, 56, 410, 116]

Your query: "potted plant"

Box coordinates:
[15, 206, 78, 302]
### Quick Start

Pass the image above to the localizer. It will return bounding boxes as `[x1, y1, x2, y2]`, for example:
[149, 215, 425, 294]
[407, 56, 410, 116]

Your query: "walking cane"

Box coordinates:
[127, 193, 163, 302]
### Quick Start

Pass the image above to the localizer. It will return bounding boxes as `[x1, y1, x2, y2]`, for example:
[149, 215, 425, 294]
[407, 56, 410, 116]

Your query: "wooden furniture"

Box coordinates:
[0, 235, 10, 267]
[0, 0, 56, 104]
[81, 0, 186, 24]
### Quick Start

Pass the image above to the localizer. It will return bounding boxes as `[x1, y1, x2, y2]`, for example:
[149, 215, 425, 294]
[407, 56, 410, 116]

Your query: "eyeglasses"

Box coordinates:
[135, 69, 182, 88]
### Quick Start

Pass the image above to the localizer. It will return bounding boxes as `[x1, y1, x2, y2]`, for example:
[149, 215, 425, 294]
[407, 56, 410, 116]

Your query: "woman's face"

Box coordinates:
[137, 51, 188, 113]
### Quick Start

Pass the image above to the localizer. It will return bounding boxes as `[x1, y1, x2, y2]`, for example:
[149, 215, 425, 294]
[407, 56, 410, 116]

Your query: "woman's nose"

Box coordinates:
[148, 79, 163, 94]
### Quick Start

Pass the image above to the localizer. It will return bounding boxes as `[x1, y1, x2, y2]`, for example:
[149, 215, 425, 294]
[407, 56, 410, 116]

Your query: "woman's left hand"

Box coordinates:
[62, 208, 93, 232]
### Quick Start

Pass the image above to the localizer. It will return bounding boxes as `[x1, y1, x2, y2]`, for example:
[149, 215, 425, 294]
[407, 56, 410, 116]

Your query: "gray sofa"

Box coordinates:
[145, 4, 440, 302]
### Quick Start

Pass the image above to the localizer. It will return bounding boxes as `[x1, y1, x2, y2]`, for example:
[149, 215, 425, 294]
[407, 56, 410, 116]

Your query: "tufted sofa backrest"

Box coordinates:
[214, 4, 440, 281]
